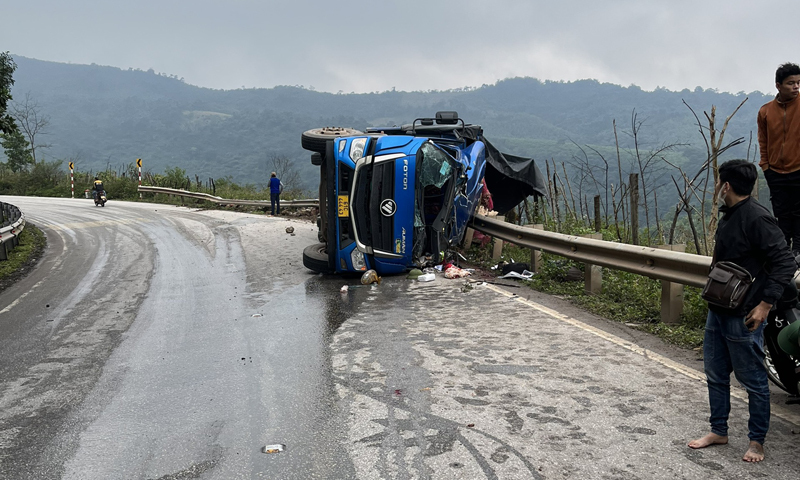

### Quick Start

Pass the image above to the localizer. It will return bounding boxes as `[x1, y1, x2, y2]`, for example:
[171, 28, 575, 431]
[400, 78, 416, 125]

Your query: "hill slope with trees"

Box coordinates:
[3, 55, 773, 196]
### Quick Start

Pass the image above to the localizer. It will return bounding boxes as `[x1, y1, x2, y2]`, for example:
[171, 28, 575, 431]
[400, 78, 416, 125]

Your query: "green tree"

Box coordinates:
[0, 52, 17, 135]
[0, 129, 34, 172]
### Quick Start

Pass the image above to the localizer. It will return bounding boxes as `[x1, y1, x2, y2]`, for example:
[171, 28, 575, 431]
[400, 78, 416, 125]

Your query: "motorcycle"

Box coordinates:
[94, 190, 107, 207]
[764, 281, 800, 404]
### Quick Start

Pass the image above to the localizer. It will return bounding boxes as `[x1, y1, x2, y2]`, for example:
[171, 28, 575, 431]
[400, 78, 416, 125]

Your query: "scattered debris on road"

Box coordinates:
[360, 269, 381, 285]
[262, 444, 286, 454]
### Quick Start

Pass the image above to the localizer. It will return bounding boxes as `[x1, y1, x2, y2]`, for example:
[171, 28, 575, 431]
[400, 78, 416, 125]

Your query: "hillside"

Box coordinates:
[4, 55, 773, 194]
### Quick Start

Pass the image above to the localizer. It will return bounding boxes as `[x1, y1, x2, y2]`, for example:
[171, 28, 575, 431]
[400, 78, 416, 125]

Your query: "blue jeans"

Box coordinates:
[270, 192, 280, 215]
[703, 309, 770, 444]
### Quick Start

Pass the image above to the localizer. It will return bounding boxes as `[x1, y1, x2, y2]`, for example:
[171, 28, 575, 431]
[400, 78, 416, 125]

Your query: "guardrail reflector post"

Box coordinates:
[582, 233, 603, 294]
[658, 244, 686, 324]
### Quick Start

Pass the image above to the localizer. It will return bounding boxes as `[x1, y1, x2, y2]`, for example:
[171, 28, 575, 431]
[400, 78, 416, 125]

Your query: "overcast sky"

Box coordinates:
[1, 1, 794, 95]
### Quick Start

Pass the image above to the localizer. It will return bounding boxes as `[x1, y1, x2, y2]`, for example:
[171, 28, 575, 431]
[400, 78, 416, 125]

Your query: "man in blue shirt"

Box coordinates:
[269, 172, 283, 215]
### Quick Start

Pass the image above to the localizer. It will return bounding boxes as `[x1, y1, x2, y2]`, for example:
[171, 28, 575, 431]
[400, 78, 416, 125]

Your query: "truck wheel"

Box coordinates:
[301, 127, 363, 154]
[303, 243, 334, 274]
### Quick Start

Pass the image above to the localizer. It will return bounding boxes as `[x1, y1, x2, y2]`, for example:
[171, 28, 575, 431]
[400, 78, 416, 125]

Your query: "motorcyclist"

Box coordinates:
[92, 177, 105, 200]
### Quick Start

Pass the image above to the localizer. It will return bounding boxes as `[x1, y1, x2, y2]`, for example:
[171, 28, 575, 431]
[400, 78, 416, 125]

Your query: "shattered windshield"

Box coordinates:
[414, 142, 456, 228]
[418, 143, 453, 189]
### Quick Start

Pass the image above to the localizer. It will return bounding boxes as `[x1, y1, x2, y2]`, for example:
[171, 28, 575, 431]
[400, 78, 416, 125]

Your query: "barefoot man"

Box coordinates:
[688, 160, 796, 462]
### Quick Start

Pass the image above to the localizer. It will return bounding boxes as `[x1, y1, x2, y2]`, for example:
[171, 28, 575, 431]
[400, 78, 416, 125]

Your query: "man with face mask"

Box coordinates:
[758, 62, 800, 254]
[689, 160, 795, 462]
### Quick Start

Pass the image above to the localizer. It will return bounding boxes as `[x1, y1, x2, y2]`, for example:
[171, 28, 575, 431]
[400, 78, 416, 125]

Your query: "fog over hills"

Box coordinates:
[5, 56, 772, 194]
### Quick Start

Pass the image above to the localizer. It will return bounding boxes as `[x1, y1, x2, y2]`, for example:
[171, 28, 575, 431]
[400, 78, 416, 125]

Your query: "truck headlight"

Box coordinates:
[349, 138, 366, 162]
[351, 248, 367, 271]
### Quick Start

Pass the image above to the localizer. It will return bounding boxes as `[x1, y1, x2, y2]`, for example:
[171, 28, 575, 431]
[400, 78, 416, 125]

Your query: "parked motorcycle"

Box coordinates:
[94, 191, 107, 207]
[764, 282, 800, 404]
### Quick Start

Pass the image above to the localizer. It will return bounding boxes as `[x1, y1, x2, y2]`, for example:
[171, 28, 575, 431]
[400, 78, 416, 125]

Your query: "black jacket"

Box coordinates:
[710, 197, 796, 315]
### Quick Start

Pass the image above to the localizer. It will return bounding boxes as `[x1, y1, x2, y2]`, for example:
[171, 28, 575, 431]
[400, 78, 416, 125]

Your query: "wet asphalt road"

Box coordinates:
[0, 196, 799, 479]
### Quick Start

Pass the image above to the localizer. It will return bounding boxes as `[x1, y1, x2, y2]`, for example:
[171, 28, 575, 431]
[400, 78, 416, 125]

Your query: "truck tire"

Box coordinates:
[303, 243, 334, 274]
[301, 127, 363, 154]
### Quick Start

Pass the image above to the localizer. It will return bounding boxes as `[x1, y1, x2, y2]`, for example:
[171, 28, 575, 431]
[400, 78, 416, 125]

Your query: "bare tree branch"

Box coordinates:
[11, 92, 50, 163]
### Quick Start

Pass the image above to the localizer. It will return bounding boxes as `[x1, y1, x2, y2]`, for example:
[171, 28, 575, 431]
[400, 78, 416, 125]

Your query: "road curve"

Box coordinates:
[0, 196, 354, 479]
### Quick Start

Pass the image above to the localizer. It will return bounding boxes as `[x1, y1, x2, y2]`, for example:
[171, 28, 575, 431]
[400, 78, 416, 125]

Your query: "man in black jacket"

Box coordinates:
[688, 160, 796, 462]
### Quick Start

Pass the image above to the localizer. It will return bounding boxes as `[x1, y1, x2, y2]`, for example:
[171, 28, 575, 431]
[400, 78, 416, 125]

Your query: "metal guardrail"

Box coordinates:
[137, 186, 319, 209]
[470, 214, 713, 287]
[0, 202, 26, 261]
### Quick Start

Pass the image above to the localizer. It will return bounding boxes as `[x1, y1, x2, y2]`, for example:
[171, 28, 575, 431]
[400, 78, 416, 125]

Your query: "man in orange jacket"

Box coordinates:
[758, 62, 800, 254]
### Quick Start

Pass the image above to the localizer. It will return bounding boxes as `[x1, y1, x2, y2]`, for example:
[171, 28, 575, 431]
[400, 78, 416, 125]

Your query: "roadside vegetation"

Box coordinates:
[0, 225, 46, 291]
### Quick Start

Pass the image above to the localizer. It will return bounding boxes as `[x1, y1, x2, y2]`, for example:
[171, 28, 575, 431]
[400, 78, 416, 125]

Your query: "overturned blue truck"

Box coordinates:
[300, 111, 546, 275]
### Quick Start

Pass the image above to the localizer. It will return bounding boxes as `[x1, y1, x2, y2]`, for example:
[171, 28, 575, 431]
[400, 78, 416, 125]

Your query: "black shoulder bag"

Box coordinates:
[701, 260, 755, 310]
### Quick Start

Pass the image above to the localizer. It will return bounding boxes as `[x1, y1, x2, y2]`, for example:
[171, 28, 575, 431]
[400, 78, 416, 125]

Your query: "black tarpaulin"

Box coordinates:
[482, 138, 547, 215]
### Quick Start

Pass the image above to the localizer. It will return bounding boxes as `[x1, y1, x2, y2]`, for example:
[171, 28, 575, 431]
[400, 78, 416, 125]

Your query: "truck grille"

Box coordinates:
[354, 160, 395, 253]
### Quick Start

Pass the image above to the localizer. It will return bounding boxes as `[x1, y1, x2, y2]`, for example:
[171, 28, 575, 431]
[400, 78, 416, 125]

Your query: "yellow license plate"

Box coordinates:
[337, 195, 349, 217]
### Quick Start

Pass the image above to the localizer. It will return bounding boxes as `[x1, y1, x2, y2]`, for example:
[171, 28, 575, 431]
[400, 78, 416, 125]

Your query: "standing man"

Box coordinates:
[758, 62, 800, 254]
[688, 160, 796, 462]
[269, 171, 283, 216]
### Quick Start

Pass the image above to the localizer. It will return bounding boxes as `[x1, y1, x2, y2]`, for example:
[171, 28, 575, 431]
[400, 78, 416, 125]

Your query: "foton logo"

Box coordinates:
[380, 199, 397, 217]
[402, 159, 409, 190]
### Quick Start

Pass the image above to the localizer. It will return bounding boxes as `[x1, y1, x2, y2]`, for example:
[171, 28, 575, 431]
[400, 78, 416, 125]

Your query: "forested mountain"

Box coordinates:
[4, 55, 772, 195]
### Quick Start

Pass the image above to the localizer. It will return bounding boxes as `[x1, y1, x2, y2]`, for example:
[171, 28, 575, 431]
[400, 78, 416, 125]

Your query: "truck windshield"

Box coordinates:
[413, 142, 458, 259]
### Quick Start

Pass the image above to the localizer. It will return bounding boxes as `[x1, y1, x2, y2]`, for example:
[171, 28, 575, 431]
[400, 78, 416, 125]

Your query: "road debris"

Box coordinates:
[498, 270, 534, 280]
[406, 268, 423, 280]
[262, 444, 286, 454]
[444, 266, 471, 279]
[360, 269, 381, 285]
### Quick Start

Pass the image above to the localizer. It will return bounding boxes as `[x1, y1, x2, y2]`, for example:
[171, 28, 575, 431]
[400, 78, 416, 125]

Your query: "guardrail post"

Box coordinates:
[524, 224, 544, 272]
[582, 233, 603, 294]
[0, 241, 7, 260]
[462, 228, 475, 248]
[492, 237, 504, 261]
[658, 244, 685, 325]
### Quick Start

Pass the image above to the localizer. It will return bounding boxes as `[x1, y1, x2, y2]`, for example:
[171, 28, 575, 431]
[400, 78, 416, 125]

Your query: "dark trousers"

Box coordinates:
[766, 169, 800, 252]
[270, 192, 280, 215]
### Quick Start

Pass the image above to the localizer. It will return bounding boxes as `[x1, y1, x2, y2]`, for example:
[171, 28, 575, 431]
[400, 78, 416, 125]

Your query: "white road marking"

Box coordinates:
[0, 278, 46, 315]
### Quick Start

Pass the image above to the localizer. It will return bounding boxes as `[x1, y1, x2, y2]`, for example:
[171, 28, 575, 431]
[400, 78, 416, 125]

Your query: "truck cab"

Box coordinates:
[301, 112, 487, 275]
